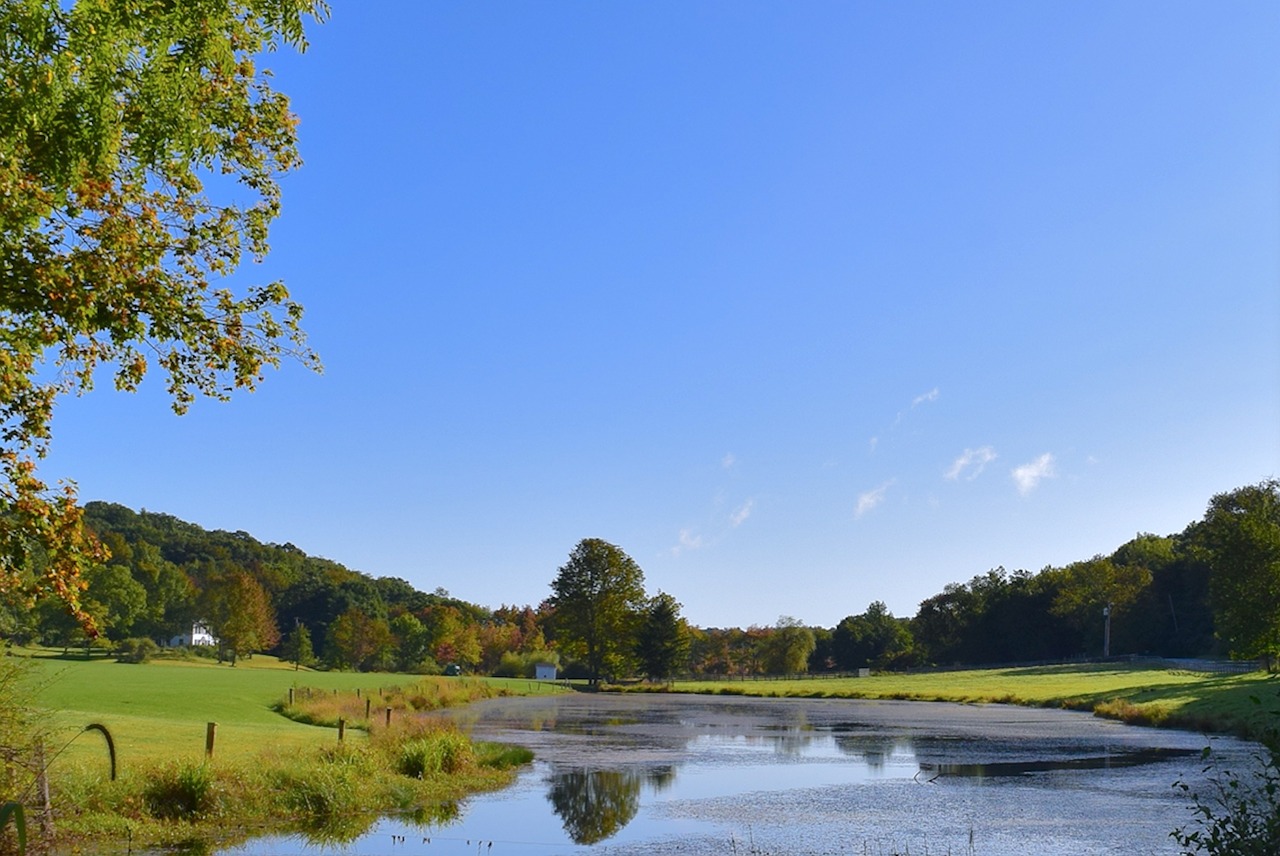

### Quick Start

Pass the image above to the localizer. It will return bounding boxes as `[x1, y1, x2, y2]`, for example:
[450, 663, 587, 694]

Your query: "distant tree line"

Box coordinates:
[550, 481, 1279, 679]
[1, 480, 1275, 677]
[0, 502, 554, 674]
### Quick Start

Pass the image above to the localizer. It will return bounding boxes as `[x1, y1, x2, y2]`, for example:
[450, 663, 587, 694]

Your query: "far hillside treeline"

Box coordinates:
[1, 480, 1276, 677]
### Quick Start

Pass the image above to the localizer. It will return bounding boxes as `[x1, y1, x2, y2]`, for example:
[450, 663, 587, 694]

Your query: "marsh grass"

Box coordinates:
[275, 677, 517, 731]
[142, 760, 216, 820]
[50, 717, 527, 852]
[396, 732, 474, 778]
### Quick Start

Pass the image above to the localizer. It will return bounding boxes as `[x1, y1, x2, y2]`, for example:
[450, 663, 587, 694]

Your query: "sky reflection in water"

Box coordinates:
[220, 695, 1247, 856]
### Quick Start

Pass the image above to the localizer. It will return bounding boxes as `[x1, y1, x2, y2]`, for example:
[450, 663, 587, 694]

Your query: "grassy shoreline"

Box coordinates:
[8, 651, 1279, 853]
[2, 649, 558, 853]
[613, 663, 1280, 742]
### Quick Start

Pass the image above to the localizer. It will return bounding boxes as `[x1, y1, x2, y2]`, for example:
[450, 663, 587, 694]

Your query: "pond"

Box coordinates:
[221, 693, 1252, 856]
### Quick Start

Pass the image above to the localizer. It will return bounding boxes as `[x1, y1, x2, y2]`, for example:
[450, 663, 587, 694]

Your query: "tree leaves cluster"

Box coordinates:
[0, 0, 327, 631]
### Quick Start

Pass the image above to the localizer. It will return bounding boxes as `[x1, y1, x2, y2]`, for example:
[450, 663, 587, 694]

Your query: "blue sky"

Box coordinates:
[44, 2, 1280, 628]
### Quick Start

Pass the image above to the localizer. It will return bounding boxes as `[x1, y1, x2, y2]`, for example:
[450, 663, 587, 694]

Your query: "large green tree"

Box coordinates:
[760, 616, 816, 675]
[833, 601, 914, 671]
[1046, 555, 1151, 656]
[0, 0, 324, 632]
[325, 607, 393, 671]
[549, 538, 646, 685]
[1197, 480, 1280, 669]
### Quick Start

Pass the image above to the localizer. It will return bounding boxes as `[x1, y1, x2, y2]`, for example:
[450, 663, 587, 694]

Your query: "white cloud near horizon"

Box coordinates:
[855, 480, 895, 518]
[945, 446, 998, 480]
[1012, 453, 1057, 495]
[721, 453, 737, 470]
[730, 499, 754, 527]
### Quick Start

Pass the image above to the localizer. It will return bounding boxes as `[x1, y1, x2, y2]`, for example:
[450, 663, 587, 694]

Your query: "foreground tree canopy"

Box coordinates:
[0, 0, 326, 629]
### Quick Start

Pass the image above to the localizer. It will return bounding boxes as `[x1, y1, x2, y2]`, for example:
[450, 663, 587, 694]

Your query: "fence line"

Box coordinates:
[670, 654, 1264, 682]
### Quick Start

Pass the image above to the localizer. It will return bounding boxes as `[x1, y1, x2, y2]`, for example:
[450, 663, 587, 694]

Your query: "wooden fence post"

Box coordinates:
[365, 698, 371, 720]
[338, 718, 346, 742]
[35, 740, 53, 838]
[288, 687, 295, 706]
[205, 722, 217, 758]
[385, 707, 392, 727]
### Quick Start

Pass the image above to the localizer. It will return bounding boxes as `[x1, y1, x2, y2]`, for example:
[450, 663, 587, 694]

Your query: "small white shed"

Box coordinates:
[534, 663, 557, 681]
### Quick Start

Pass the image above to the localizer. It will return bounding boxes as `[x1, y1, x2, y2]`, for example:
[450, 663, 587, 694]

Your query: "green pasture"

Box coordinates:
[13, 649, 566, 771]
[662, 664, 1280, 740]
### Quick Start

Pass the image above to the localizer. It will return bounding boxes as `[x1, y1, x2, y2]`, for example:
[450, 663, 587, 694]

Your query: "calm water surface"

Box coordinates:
[221, 693, 1252, 856]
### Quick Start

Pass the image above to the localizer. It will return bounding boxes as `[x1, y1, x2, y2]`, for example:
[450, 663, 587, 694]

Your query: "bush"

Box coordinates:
[1174, 746, 1280, 855]
[114, 638, 159, 664]
[1174, 695, 1280, 854]
[143, 761, 216, 820]
[396, 732, 474, 778]
[491, 652, 525, 678]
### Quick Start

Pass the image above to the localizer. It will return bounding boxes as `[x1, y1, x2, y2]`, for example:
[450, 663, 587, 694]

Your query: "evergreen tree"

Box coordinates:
[283, 624, 315, 671]
[635, 593, 689, 681]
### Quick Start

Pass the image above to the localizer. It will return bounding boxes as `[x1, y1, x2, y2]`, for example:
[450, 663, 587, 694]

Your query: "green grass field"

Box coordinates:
[656, 664, 1280, 740]
[1, 649, 566, 850]
[14, 649, 566, 770]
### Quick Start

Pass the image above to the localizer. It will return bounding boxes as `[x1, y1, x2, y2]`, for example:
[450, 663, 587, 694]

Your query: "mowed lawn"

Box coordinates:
[16, 651, 558, 771]
[667, 664, 1280, 739]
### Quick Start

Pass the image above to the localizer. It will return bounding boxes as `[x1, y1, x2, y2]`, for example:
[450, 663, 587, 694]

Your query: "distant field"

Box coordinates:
[655, 664, 1280, 740]
[13, 649, 566, 770]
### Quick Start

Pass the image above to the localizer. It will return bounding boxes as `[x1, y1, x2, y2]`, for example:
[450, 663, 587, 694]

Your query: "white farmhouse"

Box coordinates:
[168, 622, 217, 648]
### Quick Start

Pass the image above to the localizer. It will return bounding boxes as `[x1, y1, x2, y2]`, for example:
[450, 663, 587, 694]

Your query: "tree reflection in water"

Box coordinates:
[546, 768, 643, 844]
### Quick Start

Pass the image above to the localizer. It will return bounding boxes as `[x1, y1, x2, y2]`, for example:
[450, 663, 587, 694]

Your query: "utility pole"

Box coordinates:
[1103, 602, 1112, 658]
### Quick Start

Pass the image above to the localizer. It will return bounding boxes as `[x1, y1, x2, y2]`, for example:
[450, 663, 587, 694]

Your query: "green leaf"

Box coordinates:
[0, 801, 27, 855]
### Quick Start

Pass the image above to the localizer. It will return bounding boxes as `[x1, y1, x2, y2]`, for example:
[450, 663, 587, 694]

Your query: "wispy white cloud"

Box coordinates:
[721, 453, 737, 470]
[730, 499, 754, 527]
[890, 387, 941, 430]
[945, 446, 998, 481]
[855, 480, 895, 518]
[912, 387, 940, 407]
[869, 436, 879, 453]
[1012, 453, 1056, 496]
[670, 528, 705, 556]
